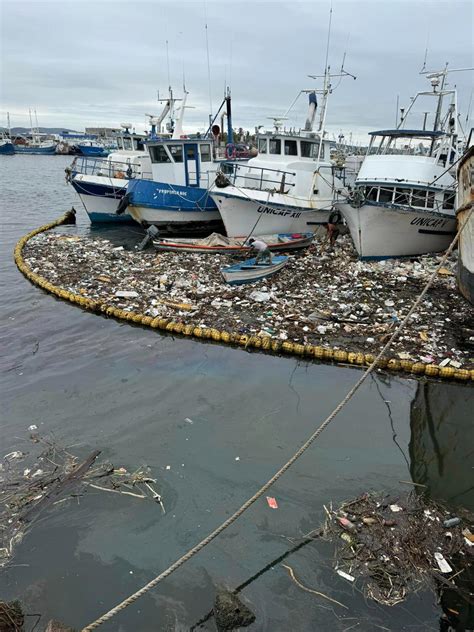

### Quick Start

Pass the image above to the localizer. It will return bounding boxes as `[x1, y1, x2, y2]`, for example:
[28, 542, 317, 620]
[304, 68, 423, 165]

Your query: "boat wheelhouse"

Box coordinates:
[336, 70, 461, 259]
[123, 136, 223, 232]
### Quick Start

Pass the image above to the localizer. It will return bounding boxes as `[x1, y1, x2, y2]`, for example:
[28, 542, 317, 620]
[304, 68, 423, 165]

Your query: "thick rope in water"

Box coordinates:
[81, 207, 473, 631]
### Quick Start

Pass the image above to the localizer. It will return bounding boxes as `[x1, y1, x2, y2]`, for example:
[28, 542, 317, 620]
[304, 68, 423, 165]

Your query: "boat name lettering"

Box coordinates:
[257, 206, 301, 218]
[155, 188, 187, 196]
[410, 217, 448, 228]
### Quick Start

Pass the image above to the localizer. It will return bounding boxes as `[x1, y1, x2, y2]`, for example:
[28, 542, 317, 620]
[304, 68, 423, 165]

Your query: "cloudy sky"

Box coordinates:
[1, 0, 472, 142]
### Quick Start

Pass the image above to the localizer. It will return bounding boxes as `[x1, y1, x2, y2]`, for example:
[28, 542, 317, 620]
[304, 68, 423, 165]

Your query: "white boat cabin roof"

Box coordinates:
[256, 132, 332, 163]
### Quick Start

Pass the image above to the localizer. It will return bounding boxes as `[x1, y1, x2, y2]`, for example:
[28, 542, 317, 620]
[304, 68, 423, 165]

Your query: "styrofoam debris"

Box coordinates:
[336, 569, 355, 582]
[434, 552, 452, 573]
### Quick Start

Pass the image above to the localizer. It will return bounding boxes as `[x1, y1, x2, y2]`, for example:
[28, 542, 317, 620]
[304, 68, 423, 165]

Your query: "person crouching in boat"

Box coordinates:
[326, 207, 343, 249]
[248, 238, 272, 264]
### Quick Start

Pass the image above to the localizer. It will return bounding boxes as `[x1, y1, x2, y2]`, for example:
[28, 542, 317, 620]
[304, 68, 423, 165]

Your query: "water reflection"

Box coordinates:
[409, 381, 474, 511]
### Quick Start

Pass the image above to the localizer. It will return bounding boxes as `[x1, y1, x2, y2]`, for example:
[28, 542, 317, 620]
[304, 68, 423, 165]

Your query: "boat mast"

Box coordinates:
[173, 86, 188, 139]
[7, 112, 11, 137]
[225, 86, 233, 145]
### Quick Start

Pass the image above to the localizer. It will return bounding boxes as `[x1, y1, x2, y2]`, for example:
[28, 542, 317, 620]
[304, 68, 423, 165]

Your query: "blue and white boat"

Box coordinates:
[0, 135, 14, 155]
[122, 136, 223, 232]
[122, 89, 241, 232]
[221, 255, 289, 285]
[68, 88, 184, 223]
[76, 141, 111, 157]
[0, 114, 15, 154]
[12, 109, 57, 154]
[13, 142, 57, 155]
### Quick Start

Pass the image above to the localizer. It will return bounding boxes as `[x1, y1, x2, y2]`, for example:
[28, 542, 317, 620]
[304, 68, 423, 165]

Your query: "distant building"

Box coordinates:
[85, 127, 122, 139]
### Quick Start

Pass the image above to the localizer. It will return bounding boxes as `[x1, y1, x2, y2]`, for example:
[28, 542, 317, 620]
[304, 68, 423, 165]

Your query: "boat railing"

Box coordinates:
[71, 156, 153, 180]
[221, 162, 297, 193]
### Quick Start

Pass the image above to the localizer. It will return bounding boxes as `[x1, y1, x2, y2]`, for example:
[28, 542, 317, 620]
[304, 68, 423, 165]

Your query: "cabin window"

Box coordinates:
[426, 191, 435, 208]
[394, 188, 410, 206]
[186, 146, 196, 160]
[378, 187, 394, 204]
[150, 145, 171, 163]
[443, 191, 455, 209]
[269, 138, 281, 154]
[123, 138, 133, 151]
[412, 189, 427, 208]
[200, 144, 212, 162]
[134, 139, 144, 151]
[301, 140, 323, 159]
[116, 138, 124, 150]
[168, 144, 183, 163]
[366, 187, 378, 202]
[284, 140, 298, 156]
[258, 138, 267, 154]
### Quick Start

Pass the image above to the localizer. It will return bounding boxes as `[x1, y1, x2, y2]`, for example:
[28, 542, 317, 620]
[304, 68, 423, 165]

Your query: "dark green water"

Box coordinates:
[0, 155, 472, 630]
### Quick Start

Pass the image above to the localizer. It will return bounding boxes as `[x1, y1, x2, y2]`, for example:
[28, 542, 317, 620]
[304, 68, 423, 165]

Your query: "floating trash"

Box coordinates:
[21, 232, 473, 368]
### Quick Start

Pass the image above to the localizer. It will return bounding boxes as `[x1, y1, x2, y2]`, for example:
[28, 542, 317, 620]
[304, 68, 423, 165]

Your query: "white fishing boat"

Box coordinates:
[68, 87, 182, 223]
[221, 255, 288, 285]
[336, 68, 464, 259]
[153, 232, 314, 254]
[456, 141, 473, 304]
[209, 69, 352, 238]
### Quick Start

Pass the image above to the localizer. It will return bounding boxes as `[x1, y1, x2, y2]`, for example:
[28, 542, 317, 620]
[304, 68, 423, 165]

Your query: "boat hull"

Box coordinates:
[0, 142, 15, 155]
[153, 232, 314, 254]
[127, 180, 222, 231]
[221, 255, 288, 285]
[457, 203, 473, 305]
[77, 145, 109, 157]
[456, 146, 473, 305]
[71, 175, 134, 223]
[14, 144, 57, 155]
[210, 189, 329, 237]
[337, 202, 456, 259]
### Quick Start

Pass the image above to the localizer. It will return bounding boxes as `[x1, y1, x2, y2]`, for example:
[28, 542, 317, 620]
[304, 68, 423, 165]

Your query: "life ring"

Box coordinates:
[225, 143, 236, 160]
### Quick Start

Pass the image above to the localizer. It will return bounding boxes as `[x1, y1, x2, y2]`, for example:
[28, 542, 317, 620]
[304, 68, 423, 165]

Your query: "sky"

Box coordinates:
[0, 0, 473, 143]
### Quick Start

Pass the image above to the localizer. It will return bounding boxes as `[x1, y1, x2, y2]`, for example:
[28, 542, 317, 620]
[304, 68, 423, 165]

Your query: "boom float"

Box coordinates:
[14, 211, 473, 382]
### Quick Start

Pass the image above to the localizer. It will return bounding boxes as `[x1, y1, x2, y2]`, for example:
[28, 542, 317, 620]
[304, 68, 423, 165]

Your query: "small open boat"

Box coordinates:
[153, 232, 313, 254]
[221, 255, 288, 285]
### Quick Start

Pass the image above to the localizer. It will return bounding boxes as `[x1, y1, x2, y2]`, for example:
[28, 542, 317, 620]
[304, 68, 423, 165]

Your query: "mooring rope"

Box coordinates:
[80, 206, 473, 630]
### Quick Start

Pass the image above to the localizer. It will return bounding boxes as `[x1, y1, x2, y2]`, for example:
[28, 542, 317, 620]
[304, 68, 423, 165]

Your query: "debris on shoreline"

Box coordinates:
[0, 433, 164, 566]
[22, 231, 473, 368]
[323, 492, 474, 607]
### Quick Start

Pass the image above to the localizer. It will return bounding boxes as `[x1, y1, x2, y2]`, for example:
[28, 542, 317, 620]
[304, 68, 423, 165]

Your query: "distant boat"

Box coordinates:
[221, 255, 288, 285]
[336, 69, 460, 259]
[12, 108, 58, 155]
[153, 232, 313, 254]
[76, 141, 112, 157]
[0, 113, 15, 154]
[456, 142, 473, 304]
[14, 142, 57, 155]
[0, 135, 14, 155]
